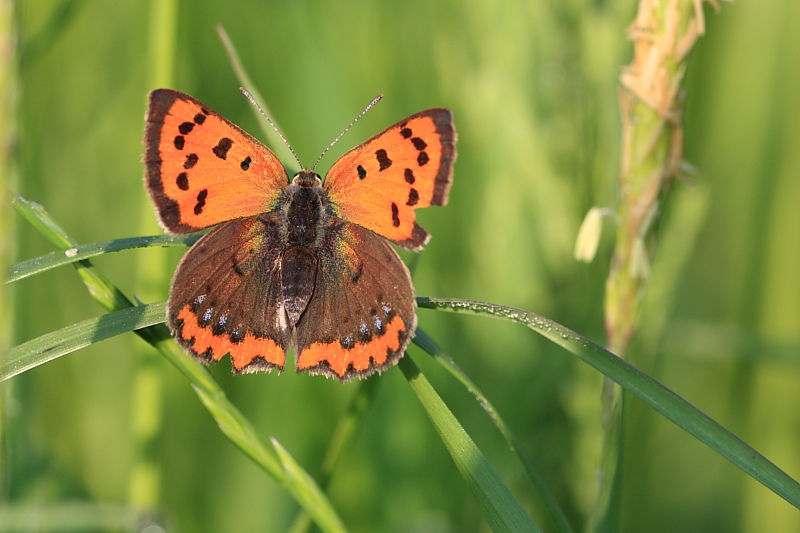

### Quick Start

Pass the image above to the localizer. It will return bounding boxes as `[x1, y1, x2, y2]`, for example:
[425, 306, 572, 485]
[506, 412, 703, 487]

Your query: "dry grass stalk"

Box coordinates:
[605, 0, 724, 356]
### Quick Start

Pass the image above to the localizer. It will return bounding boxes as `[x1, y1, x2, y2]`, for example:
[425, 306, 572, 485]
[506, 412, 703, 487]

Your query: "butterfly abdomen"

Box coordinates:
[280, 246, 317, 326]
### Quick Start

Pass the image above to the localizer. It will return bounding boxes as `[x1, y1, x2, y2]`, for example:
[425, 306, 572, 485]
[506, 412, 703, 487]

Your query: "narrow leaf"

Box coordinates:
[272, 439, 349, 533]
[417, 297, 800, 510]
[7, 234, 198, 283]
[399, 355, 542, 533]
[414, 328, 574, 533]
[3, 303, 165, 381]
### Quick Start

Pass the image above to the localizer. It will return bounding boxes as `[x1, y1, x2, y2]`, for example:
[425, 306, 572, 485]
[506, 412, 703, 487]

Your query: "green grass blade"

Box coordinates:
[418, 297, 800, 510]
[12, 200, 348, 531]
[413, 327, 574, 533]
[287, 378, 381, 533]
[13, 195, 79, 248]
[192, 385, 283, 484]
[398, 355, 542, 533]
[13, 196, 136, 312]
[272, 438, 349, 533]
[6, 234, 198, 283]
[138, 0, 178, 507]
[2, 303, 165, 382]
[146, 0, 177, 88]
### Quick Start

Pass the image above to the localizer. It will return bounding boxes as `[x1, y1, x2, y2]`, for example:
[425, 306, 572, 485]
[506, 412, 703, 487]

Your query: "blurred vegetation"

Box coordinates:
[4, 0, 800, 531]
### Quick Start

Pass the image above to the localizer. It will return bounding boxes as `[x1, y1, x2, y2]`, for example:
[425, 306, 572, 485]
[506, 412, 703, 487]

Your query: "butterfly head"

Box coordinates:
[292, 170, 322, 188]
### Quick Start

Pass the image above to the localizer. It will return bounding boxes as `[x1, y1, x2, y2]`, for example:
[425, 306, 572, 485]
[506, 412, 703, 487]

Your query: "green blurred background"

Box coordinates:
[5, 0, 800, 531]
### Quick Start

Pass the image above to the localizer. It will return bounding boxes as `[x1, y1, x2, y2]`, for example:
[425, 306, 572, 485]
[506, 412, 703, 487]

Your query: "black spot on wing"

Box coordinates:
[229, 328, 244, 343]
[357, 325, 372, 343]
[194, 189, 208, 215]
[184, 153, 199, 169]
[213, 138, 233, 160]
[406, 188, 419, 206]
[411, 137, 427, 150]
[376, 149, 392, 170]
[339, 336, 355, 350]
[391, 202, 400, 227]
[350, 259, 363, 282]
[176, 172, 189, 190]
[232, 258, 244, 277]
[178, 122, 195, 135]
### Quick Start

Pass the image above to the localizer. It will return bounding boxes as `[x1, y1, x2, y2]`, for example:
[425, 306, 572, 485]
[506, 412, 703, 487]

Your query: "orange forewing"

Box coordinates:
[144, 89, 289, 233]
[323, 109, 456, 250]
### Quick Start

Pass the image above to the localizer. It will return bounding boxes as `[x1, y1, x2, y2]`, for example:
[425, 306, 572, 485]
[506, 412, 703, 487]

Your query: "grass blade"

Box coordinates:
[6, 234, 198, 283]
[2, 303, 165, 381]
[11, 198, 348, 531]
[417, 297, 800, 510]
[287, 379, 381, 533]
[413, 327, 574, 533]
[272, 438, 349, 533]
[216, 26, 298, 171]
[398, 355, 542, 533]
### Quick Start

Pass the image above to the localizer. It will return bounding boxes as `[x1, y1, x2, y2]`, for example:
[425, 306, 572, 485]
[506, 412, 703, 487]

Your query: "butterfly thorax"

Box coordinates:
[285, 171, 325, 247]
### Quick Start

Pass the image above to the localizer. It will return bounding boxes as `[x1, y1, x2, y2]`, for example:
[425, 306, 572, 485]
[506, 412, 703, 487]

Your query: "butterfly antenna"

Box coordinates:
[240, 87, 304, 169]
[310, 94, 383, 172]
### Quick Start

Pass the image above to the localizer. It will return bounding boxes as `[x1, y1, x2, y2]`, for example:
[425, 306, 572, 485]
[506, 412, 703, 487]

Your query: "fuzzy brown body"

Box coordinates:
[278, 171, 327, 326]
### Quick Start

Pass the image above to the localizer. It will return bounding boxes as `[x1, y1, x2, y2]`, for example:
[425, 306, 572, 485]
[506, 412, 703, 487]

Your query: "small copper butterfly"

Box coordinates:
[143, 89, 456, 381]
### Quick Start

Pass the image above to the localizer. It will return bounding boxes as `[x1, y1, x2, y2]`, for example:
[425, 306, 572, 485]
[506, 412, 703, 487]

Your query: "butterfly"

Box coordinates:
[143, 89, 456, 381]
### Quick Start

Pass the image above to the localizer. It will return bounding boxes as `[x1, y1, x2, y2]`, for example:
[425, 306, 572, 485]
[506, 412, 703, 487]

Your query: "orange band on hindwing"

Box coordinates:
[174, 305, 286, 372]
[296, 314, 410, 380]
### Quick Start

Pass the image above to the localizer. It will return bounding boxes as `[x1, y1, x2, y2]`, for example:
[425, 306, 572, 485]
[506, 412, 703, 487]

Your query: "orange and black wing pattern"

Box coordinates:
[323, 109, 456, 250]
[144, 89, 458, 381]
[167, 215, 291, 373]
[144, 89, 289, 232]
[294, 221, 416, 380]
